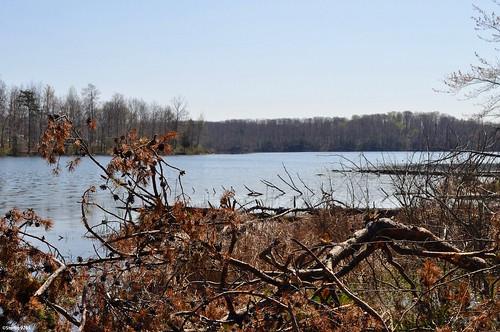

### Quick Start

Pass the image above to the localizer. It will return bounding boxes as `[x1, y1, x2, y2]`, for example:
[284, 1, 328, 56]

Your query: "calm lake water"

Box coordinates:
[0, 151, 433, 257]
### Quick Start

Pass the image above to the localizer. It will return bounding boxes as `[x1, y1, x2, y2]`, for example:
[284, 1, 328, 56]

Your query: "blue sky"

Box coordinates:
[0, 1, 497, 120]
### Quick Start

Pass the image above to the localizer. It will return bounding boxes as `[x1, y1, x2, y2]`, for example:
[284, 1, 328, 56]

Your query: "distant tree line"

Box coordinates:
[0, 79, 497, 155]
[0, 80, 204, 155]
[199, 113, 499, 153]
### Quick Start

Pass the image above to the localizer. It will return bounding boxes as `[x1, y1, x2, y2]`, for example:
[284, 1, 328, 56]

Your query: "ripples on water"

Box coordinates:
[0, 152, 435, 257]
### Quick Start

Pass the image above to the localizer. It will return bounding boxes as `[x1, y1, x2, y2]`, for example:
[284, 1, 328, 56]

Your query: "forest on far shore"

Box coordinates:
[0, 79, 497, 155]
[200, 112, 498, 153]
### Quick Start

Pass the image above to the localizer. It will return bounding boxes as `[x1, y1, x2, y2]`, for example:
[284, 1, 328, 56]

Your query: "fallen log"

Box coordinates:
[326, 218, 492, 272]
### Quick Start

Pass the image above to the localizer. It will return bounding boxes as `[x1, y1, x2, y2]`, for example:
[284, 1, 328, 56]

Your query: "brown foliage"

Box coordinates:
[0, 116, 498, 331]
[420, 260, 442, 288]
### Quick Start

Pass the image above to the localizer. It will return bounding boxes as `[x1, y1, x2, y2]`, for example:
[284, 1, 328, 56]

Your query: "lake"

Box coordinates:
[0, 151, 433, 257]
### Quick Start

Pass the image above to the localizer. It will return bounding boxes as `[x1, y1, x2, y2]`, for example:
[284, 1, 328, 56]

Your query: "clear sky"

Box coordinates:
[0, 0, 497, 120]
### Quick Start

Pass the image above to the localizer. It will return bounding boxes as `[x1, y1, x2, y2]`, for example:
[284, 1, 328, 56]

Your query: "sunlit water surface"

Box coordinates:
[0, 152, 435, 257]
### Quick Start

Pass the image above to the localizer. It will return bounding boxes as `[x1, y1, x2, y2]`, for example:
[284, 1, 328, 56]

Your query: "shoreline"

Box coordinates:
[0, 149, 461, 158]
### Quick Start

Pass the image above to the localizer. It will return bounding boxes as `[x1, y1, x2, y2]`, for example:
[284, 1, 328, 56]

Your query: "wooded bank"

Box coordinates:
[0, 79, 498, 155]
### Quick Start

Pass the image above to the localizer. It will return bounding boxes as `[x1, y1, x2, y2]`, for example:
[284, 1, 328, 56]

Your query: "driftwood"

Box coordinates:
[223, 217, 494, 284]
[326, 218, 495, 273]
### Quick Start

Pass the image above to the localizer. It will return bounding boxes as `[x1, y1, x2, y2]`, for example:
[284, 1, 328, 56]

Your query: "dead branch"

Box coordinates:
[33, 259, 66, 297]
[326, 218, 490, 273]
[293, 239, 391, 331]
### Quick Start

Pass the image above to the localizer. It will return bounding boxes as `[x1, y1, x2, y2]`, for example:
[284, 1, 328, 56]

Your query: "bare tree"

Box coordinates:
[64, 87, 83, 130]
[81, 83, 100, 149]
[444, 3, 500, 118]
[17, 89, 40, 155]
[172, 96, 188, 131]
[40, 85, 57, 143]
[0, 80, 7, 150]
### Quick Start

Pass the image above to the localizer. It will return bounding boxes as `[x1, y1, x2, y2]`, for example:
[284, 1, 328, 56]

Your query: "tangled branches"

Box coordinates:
[0, 116, 499, 331]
